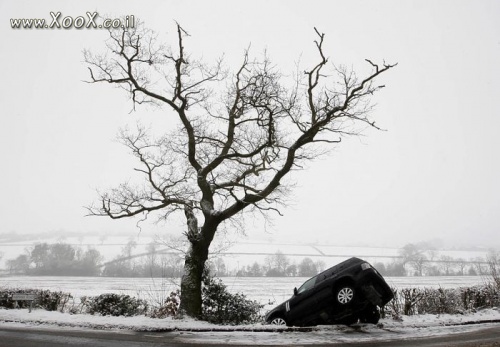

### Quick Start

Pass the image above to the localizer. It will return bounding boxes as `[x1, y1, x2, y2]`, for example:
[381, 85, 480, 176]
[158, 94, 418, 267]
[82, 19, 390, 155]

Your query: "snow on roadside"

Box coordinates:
[1, 307, 500, 345]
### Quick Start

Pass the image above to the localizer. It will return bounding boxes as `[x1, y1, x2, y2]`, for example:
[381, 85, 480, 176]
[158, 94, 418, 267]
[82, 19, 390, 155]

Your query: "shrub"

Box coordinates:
[487, 251, 500, 289]
[0, 288, 72, 312]
[149, 289, 180, 318]
[461, 284, 500, 310]
[386, 283, 500, 318]
[418, 287, 462, 315]
[385, 287, 403, 319]
[37, 289, 73, 312]
[400, 288, 424, 315]
[201, 270, 263, 325]
[83, 293, 148, 316]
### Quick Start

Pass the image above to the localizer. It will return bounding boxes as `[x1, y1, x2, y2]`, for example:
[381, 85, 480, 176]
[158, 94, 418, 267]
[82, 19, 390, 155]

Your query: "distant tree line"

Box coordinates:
[389, 242, 493, 277]
[6, 242, 102, 276]
[209, 246, 494, 278]
[101, 240, 184, 278]
[4, 242, 496, 278]
[222, 251, 328, 277]
[4, 240, 184, 278]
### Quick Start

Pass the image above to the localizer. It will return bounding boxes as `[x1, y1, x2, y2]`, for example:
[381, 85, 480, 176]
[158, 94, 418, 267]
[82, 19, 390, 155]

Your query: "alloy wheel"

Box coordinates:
[337, 287, 354, 304]
[270, 317, 287, 326]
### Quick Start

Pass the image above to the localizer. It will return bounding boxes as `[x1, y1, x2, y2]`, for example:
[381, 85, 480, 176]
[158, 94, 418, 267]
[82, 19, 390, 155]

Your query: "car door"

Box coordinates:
[314, 274, 337, 307]
[286, 276, 318, 324]
[309, 268, 347, 323]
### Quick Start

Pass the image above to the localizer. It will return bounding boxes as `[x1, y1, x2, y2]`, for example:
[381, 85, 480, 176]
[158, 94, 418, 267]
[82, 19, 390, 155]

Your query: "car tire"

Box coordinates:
[269, 316, 287, 326]
[359, 305, 380, 324]
[335, 285, 355, 305]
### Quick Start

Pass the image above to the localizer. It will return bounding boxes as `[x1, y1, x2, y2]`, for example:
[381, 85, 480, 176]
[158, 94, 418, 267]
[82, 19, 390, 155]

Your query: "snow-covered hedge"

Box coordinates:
[0, 288, 72, 312]
[2, 282, 498, 323]
[81, 293, 148, 317]
[386, 283, 500, 317]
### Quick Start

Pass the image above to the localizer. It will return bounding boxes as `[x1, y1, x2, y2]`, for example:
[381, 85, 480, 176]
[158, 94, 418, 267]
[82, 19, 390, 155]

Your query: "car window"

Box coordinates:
[297, 276, 316, 294]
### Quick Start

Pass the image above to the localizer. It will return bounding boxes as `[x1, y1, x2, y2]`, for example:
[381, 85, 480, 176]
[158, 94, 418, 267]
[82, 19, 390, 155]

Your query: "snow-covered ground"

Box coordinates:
[1, 307, 500, 345]
[1, 275, 499, 344]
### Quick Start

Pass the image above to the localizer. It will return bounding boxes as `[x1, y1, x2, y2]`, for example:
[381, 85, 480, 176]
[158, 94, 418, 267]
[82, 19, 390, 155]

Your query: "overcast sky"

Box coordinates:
[1, 0, 499, 249]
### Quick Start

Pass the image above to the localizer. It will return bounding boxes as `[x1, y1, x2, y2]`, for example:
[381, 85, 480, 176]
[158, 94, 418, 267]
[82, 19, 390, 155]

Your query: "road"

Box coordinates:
[351, 326, 500, 347]
[0, 324, 500, 346]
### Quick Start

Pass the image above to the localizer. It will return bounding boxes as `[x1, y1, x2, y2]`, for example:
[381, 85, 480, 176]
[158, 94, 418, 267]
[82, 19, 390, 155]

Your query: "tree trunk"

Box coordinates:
[178, 204, 219, 318]
[179, 241, 207, 318]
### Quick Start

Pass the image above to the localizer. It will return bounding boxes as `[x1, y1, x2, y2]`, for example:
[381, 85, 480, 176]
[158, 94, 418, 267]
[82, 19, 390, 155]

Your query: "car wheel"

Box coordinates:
[336, 285, 355, 305]
[359, 306, 380, 324]
[269, 316, 287, 326]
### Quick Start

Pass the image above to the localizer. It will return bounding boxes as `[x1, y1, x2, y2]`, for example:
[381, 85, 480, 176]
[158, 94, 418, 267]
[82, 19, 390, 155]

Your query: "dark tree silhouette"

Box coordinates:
[84, 22, 396, 318]
[400, 243, 428, 276]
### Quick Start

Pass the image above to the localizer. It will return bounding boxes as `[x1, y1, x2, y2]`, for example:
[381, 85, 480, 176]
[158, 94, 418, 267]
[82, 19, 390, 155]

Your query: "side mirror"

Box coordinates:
[294, 287, 298, 296]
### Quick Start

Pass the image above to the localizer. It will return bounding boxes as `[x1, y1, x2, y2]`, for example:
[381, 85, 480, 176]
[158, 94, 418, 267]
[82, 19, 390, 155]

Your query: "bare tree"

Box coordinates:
[439, 255, 455, 276]
[84, 22, 396, 318]
[264, 250, 291, 276]
[471, 256, 487, 275]
[487, 250, 500, 288]
[400, 243, 428, 276]
[298, 257, 317, 277]
[455, 258, 467, 276]
[207, 257, 227, 277]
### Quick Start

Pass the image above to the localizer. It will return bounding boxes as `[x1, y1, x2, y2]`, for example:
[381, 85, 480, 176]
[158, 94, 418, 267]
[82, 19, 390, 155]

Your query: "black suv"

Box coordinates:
[265, 257, 393, 326]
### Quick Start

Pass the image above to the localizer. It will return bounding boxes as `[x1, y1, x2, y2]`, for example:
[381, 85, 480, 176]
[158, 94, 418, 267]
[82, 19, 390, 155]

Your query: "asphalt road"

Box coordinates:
[1, 324, 500, 347]
[351, 326, 500, 347]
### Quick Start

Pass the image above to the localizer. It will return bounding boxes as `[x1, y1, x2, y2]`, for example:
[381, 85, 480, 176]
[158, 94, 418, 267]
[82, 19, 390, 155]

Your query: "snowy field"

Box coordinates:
[0, 275, 492, 309]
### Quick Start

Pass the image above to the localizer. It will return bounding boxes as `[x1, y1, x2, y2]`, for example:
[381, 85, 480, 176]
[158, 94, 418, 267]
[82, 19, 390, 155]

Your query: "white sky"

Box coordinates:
[0, 0, 499, 248]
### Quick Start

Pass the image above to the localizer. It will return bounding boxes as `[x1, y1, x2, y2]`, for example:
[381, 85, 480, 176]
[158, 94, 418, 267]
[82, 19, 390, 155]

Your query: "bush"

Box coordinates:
[82, 293, 148, 316]
[394, 288, 424, 316]
[418, 287, 462, 315]
[201, 270, 263, 325]
[149, 290, 180, 318]
[37, 289, 73, 311]
[461, 284, 500, 310]
[386, 283, 500, 318]
[0, 288, 72, 312]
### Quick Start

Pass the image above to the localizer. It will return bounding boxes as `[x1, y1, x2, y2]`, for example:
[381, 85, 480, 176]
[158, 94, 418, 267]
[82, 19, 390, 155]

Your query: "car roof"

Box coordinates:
[315, 257, 364, 283]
